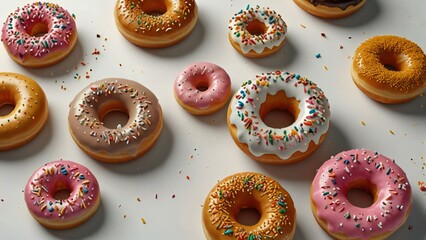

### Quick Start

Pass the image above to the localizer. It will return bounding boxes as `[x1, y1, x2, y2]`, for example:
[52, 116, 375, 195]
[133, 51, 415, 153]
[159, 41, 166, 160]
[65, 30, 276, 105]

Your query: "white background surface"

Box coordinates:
[0, 0, 425, 239]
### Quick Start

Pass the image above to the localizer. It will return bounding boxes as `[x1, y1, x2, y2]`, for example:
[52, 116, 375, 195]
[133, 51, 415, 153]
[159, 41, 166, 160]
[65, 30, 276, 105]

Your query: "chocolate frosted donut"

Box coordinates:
[68, 78, 163, 163]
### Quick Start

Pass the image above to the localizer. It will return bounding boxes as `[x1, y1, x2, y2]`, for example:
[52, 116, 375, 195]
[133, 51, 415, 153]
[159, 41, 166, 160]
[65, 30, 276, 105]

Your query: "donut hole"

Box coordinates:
[141, 0, 170, 16]
[0, 103, 15, 117]
[246, 19, 267, 36]
[347, 180, 377, 208]
[54, 187, 71, 200]
[236, 207, 261, 226]
[195, 80, 210, 92]
[0, 91, 16, 116]
[379, 52, 408, 71]
[27, 22, 49, 37]
[99, 101, 130, 129]
[260, 91, 300, 129]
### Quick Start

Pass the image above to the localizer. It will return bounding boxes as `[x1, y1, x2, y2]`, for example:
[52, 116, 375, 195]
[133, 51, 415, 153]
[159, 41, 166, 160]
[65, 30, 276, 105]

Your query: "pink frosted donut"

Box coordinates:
[24, 160, 100, 229]
[1, 2, 77, 67]
[174, 62, 231, 115]
[311, 149, 412, 239]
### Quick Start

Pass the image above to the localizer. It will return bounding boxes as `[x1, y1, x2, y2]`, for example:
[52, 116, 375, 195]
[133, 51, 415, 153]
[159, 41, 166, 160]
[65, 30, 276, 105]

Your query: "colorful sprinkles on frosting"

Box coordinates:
[205, 173, 294, 239]
[228, 5, 287, 54]
[229, 70, 330, 160]
[27, 161, 98, 219]
[1, 2, 76, 61]
[312, 150, 412, 239]
[72, 80, 153, 145]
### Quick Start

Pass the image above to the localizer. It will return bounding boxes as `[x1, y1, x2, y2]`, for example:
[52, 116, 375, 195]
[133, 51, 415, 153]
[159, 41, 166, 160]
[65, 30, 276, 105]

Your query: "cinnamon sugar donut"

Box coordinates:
[352, 35, 426, 104]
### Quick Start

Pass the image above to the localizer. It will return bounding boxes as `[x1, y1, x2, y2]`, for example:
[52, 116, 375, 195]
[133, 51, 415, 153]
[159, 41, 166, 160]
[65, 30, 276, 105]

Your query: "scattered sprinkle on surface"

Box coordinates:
[141, 218, 146, 224]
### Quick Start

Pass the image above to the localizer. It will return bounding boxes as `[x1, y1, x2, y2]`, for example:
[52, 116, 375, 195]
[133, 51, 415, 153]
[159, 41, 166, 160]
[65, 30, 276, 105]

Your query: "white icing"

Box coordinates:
[228, 5, 287, 54]
[229, 71, 331, 161]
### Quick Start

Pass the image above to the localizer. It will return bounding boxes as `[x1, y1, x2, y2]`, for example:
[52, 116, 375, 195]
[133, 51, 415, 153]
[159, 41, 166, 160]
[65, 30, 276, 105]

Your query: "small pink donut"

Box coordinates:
[311, 149, 412, 239]
[174, 62, 231, 115]
[24, 160, 100, 229]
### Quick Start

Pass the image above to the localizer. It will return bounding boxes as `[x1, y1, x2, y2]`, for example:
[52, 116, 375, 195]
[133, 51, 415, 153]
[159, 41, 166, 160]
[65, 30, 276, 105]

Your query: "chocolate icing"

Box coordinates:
[309, 0, 363, 10]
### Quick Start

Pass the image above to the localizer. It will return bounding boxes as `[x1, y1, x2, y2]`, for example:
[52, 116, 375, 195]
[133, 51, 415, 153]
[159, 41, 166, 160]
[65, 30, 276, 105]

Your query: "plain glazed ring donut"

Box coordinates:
[0, 72, 48, 151]
[174, 62, 231, 115]
[68, 78, 163, 163]
[114, 0, 198, 48]
[228, 5, 287, 58]
[227, 70, 331, 165]
[24, 160, 101, 229]
[293, 0, 366, 19]
[1, 2, 77, 67]
[203, 172, 296, 239]
[311, 149, 412, 239]
[352, 35, 426, 104]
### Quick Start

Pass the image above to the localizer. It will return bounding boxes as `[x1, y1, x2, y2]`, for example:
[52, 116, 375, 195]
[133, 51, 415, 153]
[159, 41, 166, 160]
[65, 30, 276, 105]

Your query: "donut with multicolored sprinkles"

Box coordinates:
[311, 149, 412, 239]
[227, 70, 330, 164]
[202, 172, 296, 240]
[24, 160, 100, 229]
[228, 5, 287, 58]
[1, 2, 77, 67]
[68, 78, 163, 163]
[114, 0, 198, 48]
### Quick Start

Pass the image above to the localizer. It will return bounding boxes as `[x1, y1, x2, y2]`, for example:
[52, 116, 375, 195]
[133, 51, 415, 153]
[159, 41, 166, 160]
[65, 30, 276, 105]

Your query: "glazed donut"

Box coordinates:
[0, 72, 48, 151]
[1, 2, 77, 68]
[228, 5, 287, 58]
[68, 78, 163, 163]
[203, 172, 296, 239]
[174, 62, 231, 115]
[352, 35, 426, 104]
[114, 0, 198, 48]
[311, 149, 412, 239]
[24, 160, 100, 229]
[293, 0, 366, 19]
[227, 70, 331, 164]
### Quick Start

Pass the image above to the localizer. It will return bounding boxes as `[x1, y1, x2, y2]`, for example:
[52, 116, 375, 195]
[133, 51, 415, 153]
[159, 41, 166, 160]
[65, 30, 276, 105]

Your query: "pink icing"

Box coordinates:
[24, 160, 100, 226]
[311, 149, 412, 239]
[174, 62, 231, 110]
[1, 2, 76, 61]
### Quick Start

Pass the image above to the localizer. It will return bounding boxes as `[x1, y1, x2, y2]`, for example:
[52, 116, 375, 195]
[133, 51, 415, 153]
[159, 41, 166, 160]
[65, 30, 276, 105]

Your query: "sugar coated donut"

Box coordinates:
[174, 62, 231, 115]
[293, 0, 366, 19]
[203, 172, 296, 239]
[114, 0, 198, 48]
[0, 72, 48, 151]
[311, 149, 412, 239]
[24, 160, 100, 229]
[352, 35, 426, 104]
[1, 2, 77, 67]
[227, 71, 330, 165]
[228, 5, 287, 58]
[68, 78, 163, 163]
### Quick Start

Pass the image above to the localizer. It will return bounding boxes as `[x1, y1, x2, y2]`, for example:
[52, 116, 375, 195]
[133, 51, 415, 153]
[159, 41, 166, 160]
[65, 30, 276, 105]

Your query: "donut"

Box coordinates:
[114, 0, 198, 48]
[311, 149, 412, 239]
[0, 72, 48, 151]
[24, 160, 100, 229]
[293, 0, 366, 19]
[174, 62, 231, 115]
[202, 172, 296, 239]
[228, 5, 287, 58]
[351, 35, 426, 104]
[68, 78, 163, 163]
[1, 2, 77, 68]
[227, 70, 331, 165]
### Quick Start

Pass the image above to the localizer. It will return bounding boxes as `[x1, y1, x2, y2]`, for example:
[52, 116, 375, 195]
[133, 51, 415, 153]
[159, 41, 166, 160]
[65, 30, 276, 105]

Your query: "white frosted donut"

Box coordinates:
[227, 70, 331, 164]
[228, 5, 287, 58]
